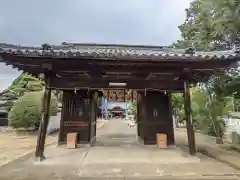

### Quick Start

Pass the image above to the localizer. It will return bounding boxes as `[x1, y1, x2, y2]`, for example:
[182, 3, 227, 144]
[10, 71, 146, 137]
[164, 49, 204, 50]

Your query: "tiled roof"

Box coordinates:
[0, 43, 239, 60]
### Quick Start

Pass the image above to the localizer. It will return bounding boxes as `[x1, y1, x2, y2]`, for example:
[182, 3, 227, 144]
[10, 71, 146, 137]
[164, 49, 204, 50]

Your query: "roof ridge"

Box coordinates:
[64, 42, 169, 49]
[0, 43, 239, 58]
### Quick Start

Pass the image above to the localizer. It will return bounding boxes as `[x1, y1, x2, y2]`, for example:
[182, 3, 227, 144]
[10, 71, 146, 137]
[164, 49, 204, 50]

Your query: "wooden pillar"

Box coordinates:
[183, 80, 196, 155]
[90, 91, 98, 142]
[137, 92, 146, 142]
[136, 92, 141, 137]
[58, 90, 66, 145]
[168, 93, 175, 145]
[35, 74, 52, 160]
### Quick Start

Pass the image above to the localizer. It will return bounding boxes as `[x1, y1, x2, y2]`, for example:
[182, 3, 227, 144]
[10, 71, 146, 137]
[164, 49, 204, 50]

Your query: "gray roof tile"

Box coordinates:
[0, 43, 239, 60]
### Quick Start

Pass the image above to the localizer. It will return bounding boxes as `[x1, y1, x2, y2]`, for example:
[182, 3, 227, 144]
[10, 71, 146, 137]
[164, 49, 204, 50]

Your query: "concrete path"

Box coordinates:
[175, 128, 240, 171]
[0, 119, 240, 179]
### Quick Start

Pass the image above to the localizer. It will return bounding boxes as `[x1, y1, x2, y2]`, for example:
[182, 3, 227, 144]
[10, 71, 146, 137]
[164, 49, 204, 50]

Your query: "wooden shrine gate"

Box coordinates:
[0, 43, 238, 160]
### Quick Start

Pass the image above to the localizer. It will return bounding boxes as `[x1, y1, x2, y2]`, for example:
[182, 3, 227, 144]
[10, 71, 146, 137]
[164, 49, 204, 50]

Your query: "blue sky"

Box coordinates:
[0, 0, 192, 91]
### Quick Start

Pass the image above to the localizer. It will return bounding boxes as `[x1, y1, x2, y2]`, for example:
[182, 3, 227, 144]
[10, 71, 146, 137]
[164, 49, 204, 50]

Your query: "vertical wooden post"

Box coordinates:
[183, 80, 196, 155]
[94, 91, 98, 137]
[90, 91, 98, 141]
[35, 74, 52, 160]
[168, 93, 175, 145]
[138, 91, 147, 144]
[137, 92, 140, 137]
[58, 90, 65, 145]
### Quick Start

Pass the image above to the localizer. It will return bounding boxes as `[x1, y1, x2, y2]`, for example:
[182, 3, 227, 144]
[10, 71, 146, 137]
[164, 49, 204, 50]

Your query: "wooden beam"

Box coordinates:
[183, 80, 196, 155]
[58, 66, 183, 75]
[42, 63, 52, 70]
[35, 73, 52, 160]
[50, 78, 184, 91]
[145, 73, 152, 80]
[0, 55, 220, 70]
[2, 56, 235, 82]
[51, 76, 179, 82]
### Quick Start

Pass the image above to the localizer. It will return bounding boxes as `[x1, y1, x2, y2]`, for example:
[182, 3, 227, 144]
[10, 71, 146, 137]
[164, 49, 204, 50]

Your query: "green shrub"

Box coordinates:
[0, 73, 44, 112]
[8, 91, 58, 129]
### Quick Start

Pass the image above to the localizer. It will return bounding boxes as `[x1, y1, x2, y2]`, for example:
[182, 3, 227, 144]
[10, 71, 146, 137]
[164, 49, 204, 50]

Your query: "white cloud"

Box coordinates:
[0, 0, 191, 46]
[0, 0, 191, 90]
[0, 63, 20, 91]
[0, 76, 19, 91]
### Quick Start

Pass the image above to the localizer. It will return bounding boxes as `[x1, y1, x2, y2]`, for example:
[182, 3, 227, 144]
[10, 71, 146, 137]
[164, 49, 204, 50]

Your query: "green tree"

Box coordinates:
[0, 73, 43, 111]
[171, 0, 240, 137]
[8, 91, 58, 129]
[172, 93, 184, 116]
[171, 0, 240, 105]
[178, 0, 240, 50]
[41, 43, 52, 50]
[170, 40, 193, 49]
[131, 100, 137, 120]
[176, 86, 232, 141]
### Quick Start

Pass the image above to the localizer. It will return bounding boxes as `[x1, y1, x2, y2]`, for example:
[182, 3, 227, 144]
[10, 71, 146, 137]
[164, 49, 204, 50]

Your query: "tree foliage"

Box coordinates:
[41, 43, 52, 50]
[131, 100, 137, 119]
[0, 73, 43, 111]
[8, 91, 58, 129]
[176, 0, 240, 50]
[191, 87, 232, 137]
[171, 0, 240, 139]
[173, 87, 232, 137]
[171, 0, 240, 108]
[172, 93, 184, 115]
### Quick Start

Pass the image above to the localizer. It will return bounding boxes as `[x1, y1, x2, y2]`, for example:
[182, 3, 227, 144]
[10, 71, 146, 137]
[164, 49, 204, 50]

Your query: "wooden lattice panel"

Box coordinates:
[103, 89, 137, 101]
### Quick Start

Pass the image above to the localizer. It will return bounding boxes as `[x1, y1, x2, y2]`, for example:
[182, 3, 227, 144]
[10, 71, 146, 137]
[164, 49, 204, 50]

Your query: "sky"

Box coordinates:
[0, 0, 192, 91]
